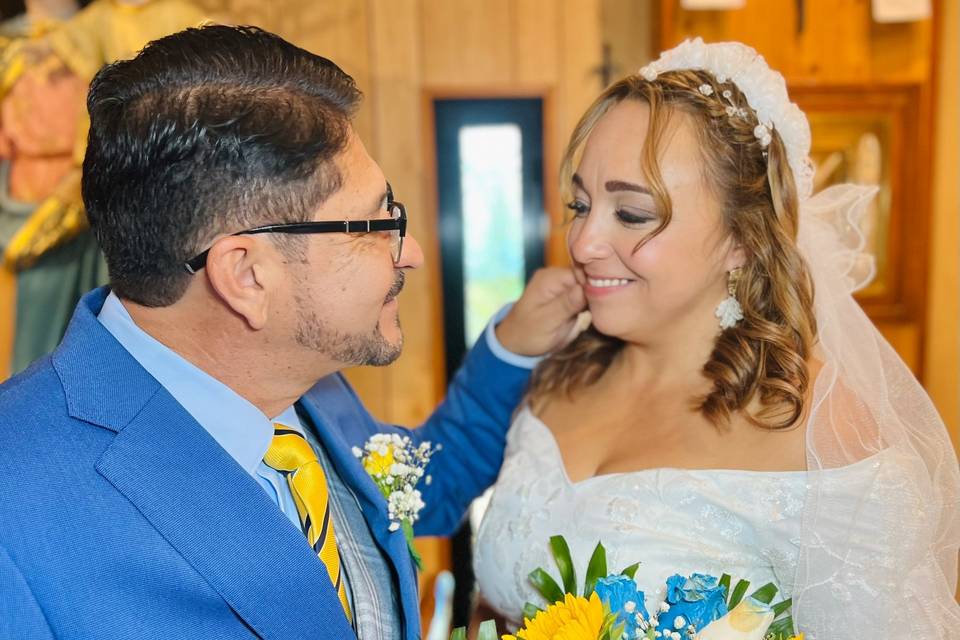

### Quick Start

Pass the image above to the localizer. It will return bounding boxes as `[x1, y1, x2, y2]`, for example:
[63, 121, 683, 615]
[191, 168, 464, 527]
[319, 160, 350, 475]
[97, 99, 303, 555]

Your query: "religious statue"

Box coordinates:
[0, 0, 205, 374]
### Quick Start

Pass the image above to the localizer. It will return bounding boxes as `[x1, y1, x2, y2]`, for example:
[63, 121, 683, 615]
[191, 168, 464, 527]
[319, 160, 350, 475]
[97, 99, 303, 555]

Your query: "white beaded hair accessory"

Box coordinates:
[639, 38, 815, 200]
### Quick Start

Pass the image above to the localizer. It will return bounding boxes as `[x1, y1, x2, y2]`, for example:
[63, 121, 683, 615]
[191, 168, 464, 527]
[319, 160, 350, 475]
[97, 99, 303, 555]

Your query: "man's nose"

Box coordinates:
[397, 233, 424, 269]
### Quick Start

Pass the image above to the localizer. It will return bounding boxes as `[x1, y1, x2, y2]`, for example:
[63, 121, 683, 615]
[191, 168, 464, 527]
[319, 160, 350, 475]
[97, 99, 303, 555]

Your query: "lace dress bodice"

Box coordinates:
[473, 408, 891, 628]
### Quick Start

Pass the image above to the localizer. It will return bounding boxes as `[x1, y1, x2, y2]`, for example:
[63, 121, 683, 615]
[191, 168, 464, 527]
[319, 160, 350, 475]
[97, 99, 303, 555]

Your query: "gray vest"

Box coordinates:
[299, 406, 405, 640]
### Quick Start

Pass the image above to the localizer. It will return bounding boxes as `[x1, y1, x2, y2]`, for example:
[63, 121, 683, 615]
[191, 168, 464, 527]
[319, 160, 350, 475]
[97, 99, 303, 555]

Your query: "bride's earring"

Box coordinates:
[715, 267, 744, 330]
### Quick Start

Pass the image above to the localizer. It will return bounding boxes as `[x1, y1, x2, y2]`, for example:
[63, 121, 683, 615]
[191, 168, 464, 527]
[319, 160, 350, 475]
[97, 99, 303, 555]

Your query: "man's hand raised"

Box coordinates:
[494, 267, 589, 358]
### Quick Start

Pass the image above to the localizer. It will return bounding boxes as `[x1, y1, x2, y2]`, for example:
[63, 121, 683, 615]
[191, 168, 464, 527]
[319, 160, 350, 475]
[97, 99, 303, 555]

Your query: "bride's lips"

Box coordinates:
[582, 274, 635, 297]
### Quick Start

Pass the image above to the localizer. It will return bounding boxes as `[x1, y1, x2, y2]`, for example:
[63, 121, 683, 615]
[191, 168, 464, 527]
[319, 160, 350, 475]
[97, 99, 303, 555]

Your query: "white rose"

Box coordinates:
[694, 598, 775, 640]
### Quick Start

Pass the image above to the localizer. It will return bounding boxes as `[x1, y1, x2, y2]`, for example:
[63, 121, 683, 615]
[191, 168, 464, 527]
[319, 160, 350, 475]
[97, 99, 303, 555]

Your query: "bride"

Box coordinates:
[473, 39, 960, 639]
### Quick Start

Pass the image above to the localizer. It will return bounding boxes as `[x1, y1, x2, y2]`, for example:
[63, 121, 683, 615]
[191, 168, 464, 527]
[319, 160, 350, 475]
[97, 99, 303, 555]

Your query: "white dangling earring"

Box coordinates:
[715, 267, 744, 330]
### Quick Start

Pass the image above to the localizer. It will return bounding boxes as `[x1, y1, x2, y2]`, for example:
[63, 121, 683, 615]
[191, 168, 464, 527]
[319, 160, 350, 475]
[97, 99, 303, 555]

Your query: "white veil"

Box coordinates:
[641, 39, 960, 639]
[794, 184, 960, 638]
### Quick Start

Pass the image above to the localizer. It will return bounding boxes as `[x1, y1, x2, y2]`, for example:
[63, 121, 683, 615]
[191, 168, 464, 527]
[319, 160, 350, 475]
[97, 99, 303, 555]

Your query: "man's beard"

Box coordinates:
[294, 272, 405, 366]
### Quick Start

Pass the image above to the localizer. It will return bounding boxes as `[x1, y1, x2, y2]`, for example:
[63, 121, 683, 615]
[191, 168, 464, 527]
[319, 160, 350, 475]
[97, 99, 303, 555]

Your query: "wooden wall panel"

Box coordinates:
[795, 0, 872, 81]
[420, 0, 514, 85]
[514, 0, 561, 84]
[601, 0, 656, 76]
[926, 0, 959, 442]
[871, 20, 934, 83]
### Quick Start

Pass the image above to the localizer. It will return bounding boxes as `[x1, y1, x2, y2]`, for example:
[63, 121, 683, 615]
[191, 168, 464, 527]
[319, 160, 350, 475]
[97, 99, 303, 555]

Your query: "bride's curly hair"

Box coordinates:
[528, 70, 818, 431]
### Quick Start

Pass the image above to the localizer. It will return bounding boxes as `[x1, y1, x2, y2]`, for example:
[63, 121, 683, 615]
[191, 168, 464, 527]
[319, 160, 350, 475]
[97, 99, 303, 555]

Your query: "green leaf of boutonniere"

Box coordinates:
[401, 519, 422, 570]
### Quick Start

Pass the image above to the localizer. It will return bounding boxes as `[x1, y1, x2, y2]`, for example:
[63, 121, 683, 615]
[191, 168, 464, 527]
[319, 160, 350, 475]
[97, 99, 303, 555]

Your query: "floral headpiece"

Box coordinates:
[639, 38, 814, 200]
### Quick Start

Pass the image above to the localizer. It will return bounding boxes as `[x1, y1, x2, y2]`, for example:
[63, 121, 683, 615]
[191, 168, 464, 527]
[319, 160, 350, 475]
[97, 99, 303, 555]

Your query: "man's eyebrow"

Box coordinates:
[365, 182, 390, 218]
[572, 173, 586, 191]
[605, 180, 652, 195]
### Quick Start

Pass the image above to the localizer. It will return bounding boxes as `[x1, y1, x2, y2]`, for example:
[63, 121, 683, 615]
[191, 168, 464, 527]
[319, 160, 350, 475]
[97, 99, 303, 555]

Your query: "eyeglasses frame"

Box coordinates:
[183, 199, 407, 274]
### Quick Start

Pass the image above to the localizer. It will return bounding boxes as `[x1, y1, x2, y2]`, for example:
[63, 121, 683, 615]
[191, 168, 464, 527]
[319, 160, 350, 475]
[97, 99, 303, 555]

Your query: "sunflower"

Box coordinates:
[503, 592, 606, 640]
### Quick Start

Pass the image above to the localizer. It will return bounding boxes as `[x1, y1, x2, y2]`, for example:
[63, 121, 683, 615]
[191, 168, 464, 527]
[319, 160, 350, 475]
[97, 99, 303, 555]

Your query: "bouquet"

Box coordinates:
[452, 536, 802, 640]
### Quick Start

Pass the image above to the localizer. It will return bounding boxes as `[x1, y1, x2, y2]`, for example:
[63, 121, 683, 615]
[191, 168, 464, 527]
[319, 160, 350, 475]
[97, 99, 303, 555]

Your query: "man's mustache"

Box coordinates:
[385, 271, 405, 302]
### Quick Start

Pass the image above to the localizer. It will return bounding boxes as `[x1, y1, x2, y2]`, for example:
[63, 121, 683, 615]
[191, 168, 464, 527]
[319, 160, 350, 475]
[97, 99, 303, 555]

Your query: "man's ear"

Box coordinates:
[203, 236, 277, 330]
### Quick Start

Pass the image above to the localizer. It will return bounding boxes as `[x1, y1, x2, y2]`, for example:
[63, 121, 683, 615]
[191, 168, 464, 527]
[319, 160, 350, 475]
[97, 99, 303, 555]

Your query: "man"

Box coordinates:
[0, 25, 586, 640]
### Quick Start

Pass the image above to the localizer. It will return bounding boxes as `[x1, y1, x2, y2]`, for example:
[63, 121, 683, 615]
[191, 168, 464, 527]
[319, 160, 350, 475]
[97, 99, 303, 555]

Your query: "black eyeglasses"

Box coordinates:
[184, 196, 407, 274]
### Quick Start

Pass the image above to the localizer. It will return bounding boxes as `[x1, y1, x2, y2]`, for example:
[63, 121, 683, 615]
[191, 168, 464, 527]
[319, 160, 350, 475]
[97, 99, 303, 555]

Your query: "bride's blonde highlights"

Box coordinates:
[530, 71, 817, 431]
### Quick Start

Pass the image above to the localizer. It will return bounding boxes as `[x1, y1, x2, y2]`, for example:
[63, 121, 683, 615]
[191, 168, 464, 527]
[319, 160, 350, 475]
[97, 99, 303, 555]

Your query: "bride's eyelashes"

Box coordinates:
[614, 208, 657, 227]
[565, 199, 590, 220]
[564, 200, 657, 228]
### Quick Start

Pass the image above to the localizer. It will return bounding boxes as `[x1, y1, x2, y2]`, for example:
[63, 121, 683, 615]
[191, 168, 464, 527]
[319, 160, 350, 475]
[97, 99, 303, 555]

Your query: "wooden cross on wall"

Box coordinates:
[591, 43, 619, 88]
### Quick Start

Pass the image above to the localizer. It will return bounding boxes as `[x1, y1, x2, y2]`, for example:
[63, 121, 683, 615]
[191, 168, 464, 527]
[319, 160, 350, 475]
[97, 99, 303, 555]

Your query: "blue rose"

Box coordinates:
[657, 574, 727, 635]
[664, 574, 688, 604]
[594, 574, 649, 637]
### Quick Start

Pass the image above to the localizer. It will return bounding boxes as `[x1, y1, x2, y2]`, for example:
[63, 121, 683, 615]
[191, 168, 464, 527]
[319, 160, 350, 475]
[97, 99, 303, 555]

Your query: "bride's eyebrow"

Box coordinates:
[605, 180, 652, 195]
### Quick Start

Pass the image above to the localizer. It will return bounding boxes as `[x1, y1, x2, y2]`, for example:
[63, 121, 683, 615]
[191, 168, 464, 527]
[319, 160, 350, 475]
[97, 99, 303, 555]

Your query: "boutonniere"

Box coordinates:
[353, 433, 439, 569]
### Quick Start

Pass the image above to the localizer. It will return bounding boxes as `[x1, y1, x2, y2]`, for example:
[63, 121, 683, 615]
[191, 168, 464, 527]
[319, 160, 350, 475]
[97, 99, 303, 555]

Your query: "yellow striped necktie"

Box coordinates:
[262, 424, 351, 621]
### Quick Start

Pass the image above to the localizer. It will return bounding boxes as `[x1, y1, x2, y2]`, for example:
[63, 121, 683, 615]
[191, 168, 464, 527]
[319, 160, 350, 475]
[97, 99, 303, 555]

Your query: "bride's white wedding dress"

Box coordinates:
[474, 407, 903, 631]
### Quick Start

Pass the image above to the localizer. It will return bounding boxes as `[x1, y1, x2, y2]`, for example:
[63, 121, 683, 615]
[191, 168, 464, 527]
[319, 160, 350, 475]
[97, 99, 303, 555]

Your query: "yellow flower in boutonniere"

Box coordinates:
[363, 445, 395, 477]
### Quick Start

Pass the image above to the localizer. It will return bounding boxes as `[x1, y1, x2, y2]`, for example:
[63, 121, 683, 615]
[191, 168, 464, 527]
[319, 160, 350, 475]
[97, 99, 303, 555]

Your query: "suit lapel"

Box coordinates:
[298, 383, 422, 640]
[54, 289, 356, 640]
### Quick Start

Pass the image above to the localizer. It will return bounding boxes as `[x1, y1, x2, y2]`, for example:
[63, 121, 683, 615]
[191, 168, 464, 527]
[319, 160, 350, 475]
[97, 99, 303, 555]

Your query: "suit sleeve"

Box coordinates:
[0, 544, 55, 640]
[407, 327, 533, 536]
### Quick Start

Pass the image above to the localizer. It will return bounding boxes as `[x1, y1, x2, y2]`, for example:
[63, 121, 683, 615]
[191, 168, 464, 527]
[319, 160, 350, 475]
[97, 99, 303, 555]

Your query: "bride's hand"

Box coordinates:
[494, 267, 588, 357]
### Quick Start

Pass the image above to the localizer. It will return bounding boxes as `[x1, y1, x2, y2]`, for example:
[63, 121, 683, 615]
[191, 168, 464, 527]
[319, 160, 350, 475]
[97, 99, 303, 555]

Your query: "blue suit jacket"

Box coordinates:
[0, 288, 531, 639]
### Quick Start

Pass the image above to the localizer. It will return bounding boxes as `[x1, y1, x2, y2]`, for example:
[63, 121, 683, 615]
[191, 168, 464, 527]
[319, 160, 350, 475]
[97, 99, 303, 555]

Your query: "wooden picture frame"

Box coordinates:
[789, 82, 931, 325]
